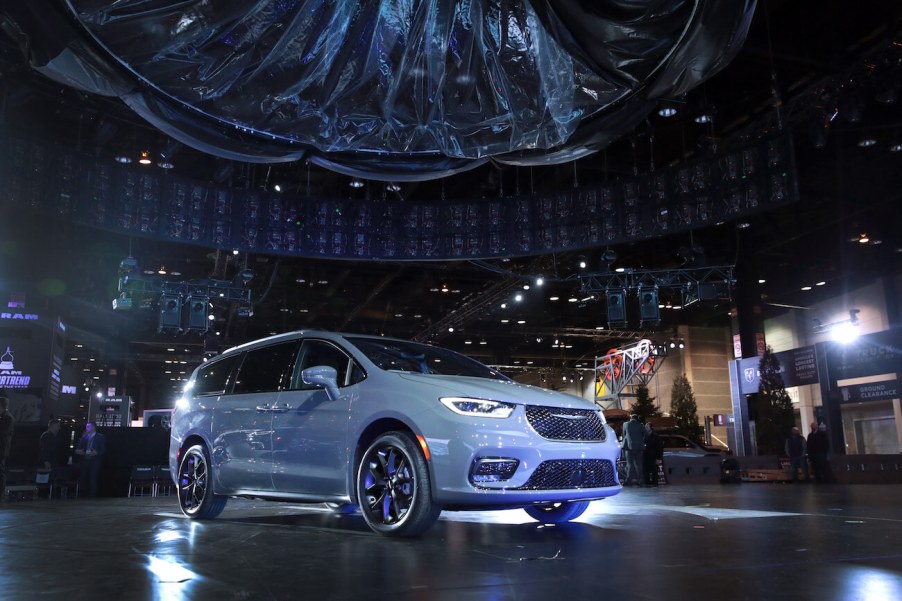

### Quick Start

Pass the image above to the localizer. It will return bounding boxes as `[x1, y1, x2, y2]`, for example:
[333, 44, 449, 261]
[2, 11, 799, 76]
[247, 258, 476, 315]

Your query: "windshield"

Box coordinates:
[346, 337, 508, 381]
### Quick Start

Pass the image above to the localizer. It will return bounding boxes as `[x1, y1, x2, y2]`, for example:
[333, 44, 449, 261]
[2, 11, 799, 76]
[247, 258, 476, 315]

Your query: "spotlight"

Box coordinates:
[138, 150, 153, 165]
[658, 106, 677, 117]
[349, 179, 365, 188]
[386, 182, 401, 192]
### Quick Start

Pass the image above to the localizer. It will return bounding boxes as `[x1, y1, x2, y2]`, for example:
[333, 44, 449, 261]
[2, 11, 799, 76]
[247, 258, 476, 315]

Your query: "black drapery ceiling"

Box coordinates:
[4, 0, 755, 181]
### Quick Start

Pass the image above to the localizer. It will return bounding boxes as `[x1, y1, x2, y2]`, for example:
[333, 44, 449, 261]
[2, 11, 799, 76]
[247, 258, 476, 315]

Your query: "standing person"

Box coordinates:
[785, 426, 809, 483]
[621, 414, 647, 486]
[807, 422, 832, 483]
[0, 396, 14, 502]
[75, 422, 106, 497]
[39, 418, 62, 470]
[643, 423, 664, 486]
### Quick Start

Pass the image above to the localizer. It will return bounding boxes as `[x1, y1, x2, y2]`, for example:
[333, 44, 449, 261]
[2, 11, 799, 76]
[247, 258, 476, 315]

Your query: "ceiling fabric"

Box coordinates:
[12, 0, 754, 180]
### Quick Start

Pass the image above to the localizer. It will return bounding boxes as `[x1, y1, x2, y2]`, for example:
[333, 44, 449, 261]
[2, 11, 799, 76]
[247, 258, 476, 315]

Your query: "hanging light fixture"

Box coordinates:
[138, 150, 153, 165]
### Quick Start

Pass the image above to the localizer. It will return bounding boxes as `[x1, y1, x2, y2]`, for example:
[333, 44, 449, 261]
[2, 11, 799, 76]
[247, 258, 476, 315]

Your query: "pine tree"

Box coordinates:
[629, 383, 661, 423]
[754, 346, 795, 455]
[670, 374, 704, 442]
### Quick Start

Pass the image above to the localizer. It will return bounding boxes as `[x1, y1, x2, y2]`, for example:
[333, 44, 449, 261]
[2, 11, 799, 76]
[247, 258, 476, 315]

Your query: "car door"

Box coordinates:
[213, 341, 299, 492]
[271, 338, 364, 497]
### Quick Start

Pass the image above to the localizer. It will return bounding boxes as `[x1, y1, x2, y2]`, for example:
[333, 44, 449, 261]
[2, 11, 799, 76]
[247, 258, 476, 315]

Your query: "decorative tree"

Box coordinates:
[670, 374, 704, 442]
[629, 383, 661, 423]
[754, 346, 795, 455]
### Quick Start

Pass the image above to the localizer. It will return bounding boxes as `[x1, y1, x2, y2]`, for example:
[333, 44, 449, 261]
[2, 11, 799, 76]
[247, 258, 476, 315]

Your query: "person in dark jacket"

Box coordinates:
[0, 396, 14, 501]
[39, 418, 62, 470]
[785, 426, 809, 483]
[75, 422, 106, 497]
[621, 414, 647, 486]
[643, 423, 664, 485]
[806, 422, 832, 483]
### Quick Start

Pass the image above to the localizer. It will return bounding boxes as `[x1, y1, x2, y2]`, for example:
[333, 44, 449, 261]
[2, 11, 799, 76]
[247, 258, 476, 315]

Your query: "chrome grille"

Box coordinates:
[515, 459, 616, 490]
[524, 405, 606, 441]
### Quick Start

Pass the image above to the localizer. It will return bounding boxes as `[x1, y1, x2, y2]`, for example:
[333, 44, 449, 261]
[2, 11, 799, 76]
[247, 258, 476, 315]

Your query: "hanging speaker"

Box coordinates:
[638, 286, 660, 325]
[185, 295, 209, 331]
[158, 294, 182, 329]
[606, 289, 626, 327]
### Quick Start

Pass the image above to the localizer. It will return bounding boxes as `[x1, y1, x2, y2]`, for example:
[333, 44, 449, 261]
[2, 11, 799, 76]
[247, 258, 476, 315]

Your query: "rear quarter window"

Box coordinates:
[192, 354, 241, 396]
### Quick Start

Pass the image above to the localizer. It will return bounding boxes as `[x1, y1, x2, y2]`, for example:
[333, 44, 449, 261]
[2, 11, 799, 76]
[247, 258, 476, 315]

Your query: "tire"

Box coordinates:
[177, 443, 227, 519]
[524, 500, 590, 523]
[356, 431, 440, 537]
[324, 502, 359, 514]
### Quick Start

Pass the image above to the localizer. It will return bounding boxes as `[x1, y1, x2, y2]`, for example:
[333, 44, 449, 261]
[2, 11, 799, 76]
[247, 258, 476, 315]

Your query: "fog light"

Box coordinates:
[470, 458, 519, 484]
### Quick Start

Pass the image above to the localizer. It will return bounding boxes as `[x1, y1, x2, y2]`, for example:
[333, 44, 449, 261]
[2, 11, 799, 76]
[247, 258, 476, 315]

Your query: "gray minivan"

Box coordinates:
[170, 330, 622, 536]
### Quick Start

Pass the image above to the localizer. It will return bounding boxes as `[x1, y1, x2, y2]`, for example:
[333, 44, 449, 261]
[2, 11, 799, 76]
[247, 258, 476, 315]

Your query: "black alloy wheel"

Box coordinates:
[178, 443, 227, 519]
[356, 431, 440, 537]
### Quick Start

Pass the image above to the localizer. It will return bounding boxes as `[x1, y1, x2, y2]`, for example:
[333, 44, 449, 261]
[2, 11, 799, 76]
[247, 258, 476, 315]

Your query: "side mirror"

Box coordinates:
[301, 365, 340, 401]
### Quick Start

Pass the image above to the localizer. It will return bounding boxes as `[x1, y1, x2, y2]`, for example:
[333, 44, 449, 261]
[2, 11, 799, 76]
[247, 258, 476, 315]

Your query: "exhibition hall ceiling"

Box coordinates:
[0, 1, 900, 401]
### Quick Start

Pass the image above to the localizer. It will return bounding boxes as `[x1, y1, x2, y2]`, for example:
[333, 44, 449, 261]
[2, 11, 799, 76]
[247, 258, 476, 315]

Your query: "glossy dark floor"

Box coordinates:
[2, 484, 901, 600]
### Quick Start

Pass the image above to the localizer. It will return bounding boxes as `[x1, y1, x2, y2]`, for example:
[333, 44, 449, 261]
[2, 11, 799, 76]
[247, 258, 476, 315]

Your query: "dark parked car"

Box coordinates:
[170, 330, 623, 536]
[659, 434, 729, 458]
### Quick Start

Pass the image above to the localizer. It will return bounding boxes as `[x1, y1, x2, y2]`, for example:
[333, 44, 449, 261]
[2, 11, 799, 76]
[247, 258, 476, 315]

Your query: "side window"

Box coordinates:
[291, 340, 363, 390]
[232, 341, 299, 394]
[192, 354, 241, 396]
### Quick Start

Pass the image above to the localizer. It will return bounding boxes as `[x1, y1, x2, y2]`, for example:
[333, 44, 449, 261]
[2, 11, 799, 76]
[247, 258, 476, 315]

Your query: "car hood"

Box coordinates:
[394, 372, 596, 410]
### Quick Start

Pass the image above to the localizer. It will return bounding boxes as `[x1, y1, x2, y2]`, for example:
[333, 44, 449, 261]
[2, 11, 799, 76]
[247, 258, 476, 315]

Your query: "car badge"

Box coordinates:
[550, 412, 587, 420]
[744, 368, 755, 383]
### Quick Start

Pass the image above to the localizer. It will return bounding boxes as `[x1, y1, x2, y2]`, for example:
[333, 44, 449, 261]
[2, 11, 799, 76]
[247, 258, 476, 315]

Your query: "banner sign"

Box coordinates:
[823, 331, 902, 382]
[839, 380, 899, 404]
[735, 345, 819, 395]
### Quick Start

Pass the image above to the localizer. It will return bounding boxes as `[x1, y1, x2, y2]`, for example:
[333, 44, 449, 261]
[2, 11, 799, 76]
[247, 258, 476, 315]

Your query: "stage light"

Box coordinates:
[606, 289, 626, 328]
[139, 150, 153, 165]
[658, 106, 677, 117]
[638, 286, 660, 325]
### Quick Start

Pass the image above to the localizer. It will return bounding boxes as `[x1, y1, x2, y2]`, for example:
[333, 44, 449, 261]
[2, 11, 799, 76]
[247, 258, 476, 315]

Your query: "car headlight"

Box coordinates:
[439, 397, 515, 419]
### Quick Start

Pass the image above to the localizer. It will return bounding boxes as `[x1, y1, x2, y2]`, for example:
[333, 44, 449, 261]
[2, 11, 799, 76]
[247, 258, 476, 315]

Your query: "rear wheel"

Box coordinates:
[178, 443, 227, 519]
[524, 500, 590, 523]
[356, 431, 440, 537]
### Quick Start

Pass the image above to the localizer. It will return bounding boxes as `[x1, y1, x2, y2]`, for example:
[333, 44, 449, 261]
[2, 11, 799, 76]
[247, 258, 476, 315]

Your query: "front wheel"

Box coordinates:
[356, 431, 440, 537]
[524, 500, 590, 523]
[178, 443, 227, 519]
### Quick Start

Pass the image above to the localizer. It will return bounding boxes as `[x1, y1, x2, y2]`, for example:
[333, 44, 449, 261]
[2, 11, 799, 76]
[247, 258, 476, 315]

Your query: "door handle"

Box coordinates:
[269, 403, 291, 413]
